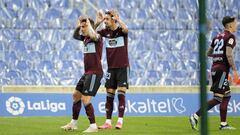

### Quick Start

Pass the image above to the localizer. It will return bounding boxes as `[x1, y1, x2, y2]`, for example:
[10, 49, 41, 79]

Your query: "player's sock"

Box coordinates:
[106, 92, 115, 119]
[70, 119, 78, 125]
[117, 90, 126, 118]
[90, 123, 97, 129]
[105, 119, 112, 125]
[193, 113, 199, 120]
[83, 123, 98, 133]
[85, 103, 95, 124]
[117, 117, 123, 124]
[221, 122, 227, 126]
[196, 99, 220, 116]
[220, 96, 231, 122]
[72, 100, 82, 120]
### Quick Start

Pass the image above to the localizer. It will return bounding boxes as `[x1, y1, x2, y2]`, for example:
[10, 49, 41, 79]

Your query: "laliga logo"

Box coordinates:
[171, 98, 186, 113]
[5, 96, 66, 116]
[6, 96, 25, 116]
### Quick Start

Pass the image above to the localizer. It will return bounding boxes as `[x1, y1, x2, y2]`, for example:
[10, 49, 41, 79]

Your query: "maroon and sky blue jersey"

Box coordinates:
[210, 30, 236, 71]
[98, 27, 129, 68]
[82, 37, 103, 74]
[73, 27, 103, 75]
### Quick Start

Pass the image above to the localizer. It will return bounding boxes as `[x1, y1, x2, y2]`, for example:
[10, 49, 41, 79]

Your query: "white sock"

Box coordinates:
[193, 113, 199, 120]
[71, 119, 78, 125]
[105, 119, 112, 125]
[90, 123, 97, 128]
[221, 122, 227, 126]
[117, 117, 123, 123]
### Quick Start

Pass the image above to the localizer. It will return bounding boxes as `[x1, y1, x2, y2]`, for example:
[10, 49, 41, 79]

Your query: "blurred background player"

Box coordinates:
[61, 16, 103, 133]
[96, 9, 129, 130]
[189, 16, 238, 131]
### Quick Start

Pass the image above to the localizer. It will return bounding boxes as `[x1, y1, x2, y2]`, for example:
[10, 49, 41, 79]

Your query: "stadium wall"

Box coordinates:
[1, 86, 240, 117]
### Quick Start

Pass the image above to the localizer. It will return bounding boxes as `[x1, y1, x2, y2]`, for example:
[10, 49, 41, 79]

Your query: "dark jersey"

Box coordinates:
[73, 27, 103, 75]
[98, 27, 129, 68]
[210, 30, 236, 71]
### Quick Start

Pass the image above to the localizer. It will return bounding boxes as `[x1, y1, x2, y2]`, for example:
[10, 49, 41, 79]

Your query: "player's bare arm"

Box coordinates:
[73, 21, 82, 40]
[86, 18, 100, 41]
[95, 10, 104, 29]
[112, 10, 128, 33]
[226, 46, 236, 70]
[226, 46, 238, 79]
[73, 27, 80, 39]
[207, 47, 213, 56]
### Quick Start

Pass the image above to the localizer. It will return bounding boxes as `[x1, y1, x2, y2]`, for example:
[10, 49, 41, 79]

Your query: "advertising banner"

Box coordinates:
[0, 93, 240, 116]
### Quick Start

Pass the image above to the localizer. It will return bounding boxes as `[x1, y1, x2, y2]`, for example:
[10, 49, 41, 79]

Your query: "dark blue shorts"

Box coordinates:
[105, 67, 129, 89]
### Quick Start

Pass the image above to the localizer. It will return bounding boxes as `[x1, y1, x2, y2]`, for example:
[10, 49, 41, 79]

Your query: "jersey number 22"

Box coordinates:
[213, 39, 224, 54]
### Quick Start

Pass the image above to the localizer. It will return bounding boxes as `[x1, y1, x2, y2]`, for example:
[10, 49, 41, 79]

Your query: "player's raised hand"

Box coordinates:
[86, 18, 91, 27]
[77, 16, 83, 26]
[111, 10, 119, 21]
[76, 16, 84, 27]
[96, 10, 104, 22]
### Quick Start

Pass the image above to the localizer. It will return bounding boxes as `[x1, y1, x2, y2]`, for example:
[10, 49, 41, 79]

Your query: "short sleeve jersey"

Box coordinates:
[98, 27, 129, 68]
[210, 30, 236, 71]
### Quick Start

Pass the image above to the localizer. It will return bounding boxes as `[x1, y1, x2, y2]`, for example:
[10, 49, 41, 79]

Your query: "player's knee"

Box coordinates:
[81, 96, 91, 105]
[107, 92, 115, 98]
[73, 91, 81, 102]
[106, 88, 116, 94]
[117, 89, 126, 96]
[213, 96, 223, 103]
[117, 87, 126, 92]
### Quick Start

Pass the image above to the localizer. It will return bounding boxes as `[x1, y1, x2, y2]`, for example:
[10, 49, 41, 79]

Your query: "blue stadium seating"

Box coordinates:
[5, 70, 21, 81]
[0, 60, 7, 72]
[15, 60, 30, 76]
[0, 0, 239, 85]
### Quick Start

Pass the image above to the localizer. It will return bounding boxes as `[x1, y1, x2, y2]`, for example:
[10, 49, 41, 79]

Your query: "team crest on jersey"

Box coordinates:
[228, 38, 234, 45]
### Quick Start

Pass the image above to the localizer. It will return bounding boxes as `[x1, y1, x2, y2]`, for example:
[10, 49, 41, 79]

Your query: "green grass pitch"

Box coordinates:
[0, 116, 239, 135]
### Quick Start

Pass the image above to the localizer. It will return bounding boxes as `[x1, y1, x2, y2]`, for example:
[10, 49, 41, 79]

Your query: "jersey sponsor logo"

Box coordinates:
[105, 36, 124, 48]
[84, 42, 96, 53]
[228, 38, 234, 45]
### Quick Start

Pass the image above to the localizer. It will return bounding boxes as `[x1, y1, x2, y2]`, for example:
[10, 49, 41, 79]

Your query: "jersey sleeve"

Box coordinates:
[118, 27, 128, 36]
[226, 35, 236, 49]
[73, 27, 84, 41]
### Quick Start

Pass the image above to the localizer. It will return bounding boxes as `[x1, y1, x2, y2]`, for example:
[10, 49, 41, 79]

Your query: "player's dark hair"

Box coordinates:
[80, 17, 95, 28]
[88, 18, 95, 28]
[222, 16, 235, 27]
[105, 10, 117, 23]
[105, 10, 114, 17]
